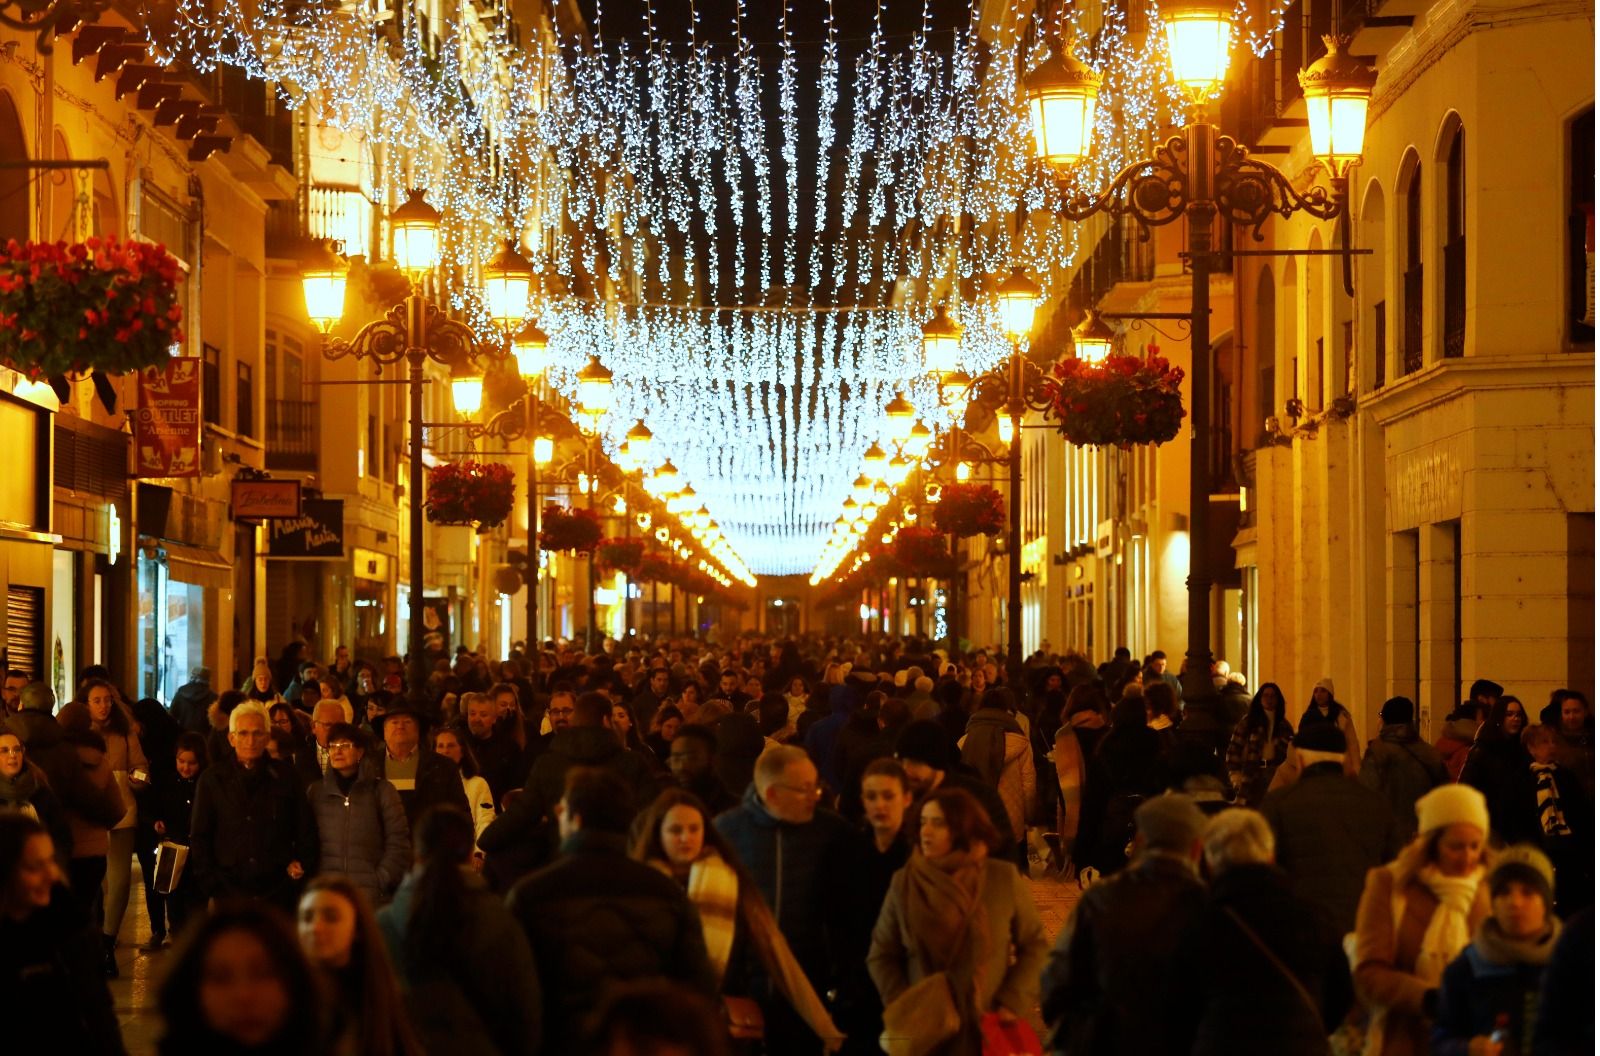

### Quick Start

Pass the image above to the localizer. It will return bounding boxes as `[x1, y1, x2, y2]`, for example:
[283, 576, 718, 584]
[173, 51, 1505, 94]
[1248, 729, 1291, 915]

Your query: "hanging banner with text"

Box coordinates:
[265, 499, 346, 559]
[134, 357, 202, 478]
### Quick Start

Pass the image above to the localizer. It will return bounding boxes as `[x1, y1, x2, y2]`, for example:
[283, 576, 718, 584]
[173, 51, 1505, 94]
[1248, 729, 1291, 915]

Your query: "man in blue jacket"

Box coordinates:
[716, 744, 863, 1056]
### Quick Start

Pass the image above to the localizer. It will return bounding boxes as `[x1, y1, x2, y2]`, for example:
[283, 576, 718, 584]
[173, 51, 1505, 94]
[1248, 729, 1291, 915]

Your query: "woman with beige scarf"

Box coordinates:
[868, 786, 1049, 1055]
[1352, 784, 1493, 1056]
[631, 787, 844, 1053]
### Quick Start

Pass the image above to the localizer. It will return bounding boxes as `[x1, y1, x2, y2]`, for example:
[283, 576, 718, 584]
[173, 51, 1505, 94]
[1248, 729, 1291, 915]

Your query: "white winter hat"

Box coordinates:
[1415, 784, 1489, 837]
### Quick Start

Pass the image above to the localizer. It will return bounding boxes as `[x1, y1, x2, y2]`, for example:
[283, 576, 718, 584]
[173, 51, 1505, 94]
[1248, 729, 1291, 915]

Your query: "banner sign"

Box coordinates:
[265, 498, 345, 558]
[134, 357, 202, 478]
[231, 479, 303, 520]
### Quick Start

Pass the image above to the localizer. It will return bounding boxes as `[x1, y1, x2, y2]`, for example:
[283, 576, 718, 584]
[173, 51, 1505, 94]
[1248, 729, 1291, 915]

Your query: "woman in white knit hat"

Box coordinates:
[1351, 784, 1493, 1056]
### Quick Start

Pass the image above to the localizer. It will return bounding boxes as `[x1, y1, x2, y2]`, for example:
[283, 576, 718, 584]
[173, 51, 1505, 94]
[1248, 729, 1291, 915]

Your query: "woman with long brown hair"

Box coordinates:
[868, 786, 1049, 1055]
[631, 787, 844, 1052]
[296, 875, 422, 1056]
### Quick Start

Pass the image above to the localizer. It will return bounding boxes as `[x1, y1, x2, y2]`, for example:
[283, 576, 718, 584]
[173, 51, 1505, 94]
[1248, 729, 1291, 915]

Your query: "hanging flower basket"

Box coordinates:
[595, 537, 646, 575]
[892, 525, 956, 577]
[933, 483, 1006, 537]
[425, 461, 516, 532]
[539, 505, 603, 553]
[1043, 353, 1187, 447]
[632, 554, 677, 584]
[0, 237, 185, 378]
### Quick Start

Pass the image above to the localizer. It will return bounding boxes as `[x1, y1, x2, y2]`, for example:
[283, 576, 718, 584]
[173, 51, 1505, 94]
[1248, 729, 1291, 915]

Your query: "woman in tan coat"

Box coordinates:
[1352, 784, 1492, 1056]
[869, 786, 1049, 1055]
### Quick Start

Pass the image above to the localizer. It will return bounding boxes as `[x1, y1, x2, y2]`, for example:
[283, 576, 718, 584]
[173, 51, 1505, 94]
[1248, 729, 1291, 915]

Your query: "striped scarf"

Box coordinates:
[1531, 764, 1572, 836]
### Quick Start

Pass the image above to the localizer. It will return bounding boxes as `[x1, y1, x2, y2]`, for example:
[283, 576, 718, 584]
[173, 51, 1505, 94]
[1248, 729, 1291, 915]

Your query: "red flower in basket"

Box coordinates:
[1043, 353, 1187, 447]
[538, 506, 603, 554]
[933, 483, 1006, 538]
[425, 461, 516, 532]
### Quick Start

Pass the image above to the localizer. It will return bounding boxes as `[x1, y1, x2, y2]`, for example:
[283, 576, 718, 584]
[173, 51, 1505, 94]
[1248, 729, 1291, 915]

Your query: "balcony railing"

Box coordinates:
[267, 399, 318, 471]
[1403, 264, 1424, 375]
[1443, 236, 1466, 358]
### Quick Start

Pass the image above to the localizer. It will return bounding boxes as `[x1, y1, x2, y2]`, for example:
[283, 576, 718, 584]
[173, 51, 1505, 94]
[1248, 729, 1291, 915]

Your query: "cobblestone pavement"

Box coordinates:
[112, 860, 1083, 1053]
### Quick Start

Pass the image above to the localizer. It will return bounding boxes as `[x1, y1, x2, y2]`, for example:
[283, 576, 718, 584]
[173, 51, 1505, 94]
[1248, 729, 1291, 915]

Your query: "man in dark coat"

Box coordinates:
[464, 690, 525, 805]
[1358, 696, 1448, 839]
[631, 666, 673, 731]
[376, 703, 469, 828]
[715, 744, 862, 1056]
[168, 666, 217, 734]
[507, 766, 714, 1053]
[1261, 724, 1405, 935]
[667, 725, 737, 815]
[892, 719, 1016, 852]
[1168, 809, 1354, 1056]
[189, 700, 317, 910]
[479, 691, 657, 882]
[1041, 794, 1209, 1056]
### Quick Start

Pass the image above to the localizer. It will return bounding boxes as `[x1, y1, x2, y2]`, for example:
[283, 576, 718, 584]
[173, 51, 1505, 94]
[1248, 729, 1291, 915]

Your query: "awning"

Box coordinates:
[162, 542, 232, 590]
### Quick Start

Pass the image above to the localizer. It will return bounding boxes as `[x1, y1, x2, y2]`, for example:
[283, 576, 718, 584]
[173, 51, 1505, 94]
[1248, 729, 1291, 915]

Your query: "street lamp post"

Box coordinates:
[1022, 2, 1374, 703]
[919, 286, 1054, 686]
[299, 190, 505, 707]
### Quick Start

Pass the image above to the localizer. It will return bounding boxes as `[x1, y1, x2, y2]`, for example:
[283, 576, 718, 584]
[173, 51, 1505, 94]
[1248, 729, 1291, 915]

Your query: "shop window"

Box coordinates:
[137, 553, 207, 705]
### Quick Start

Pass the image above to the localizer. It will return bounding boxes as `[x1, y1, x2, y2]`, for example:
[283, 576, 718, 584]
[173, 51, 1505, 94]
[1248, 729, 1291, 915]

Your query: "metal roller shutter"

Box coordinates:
[4, 585, 44, 681]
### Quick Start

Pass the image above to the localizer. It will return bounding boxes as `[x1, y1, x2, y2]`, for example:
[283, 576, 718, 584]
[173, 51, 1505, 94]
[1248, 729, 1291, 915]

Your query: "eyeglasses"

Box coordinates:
[328, 740, 357, 752]
[0, 745, 23, 756]
[775, 783, 822, 799]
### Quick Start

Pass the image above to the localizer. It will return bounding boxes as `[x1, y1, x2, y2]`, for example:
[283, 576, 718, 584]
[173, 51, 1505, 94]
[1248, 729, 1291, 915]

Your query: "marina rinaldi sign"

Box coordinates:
[266, 498, 345, 558]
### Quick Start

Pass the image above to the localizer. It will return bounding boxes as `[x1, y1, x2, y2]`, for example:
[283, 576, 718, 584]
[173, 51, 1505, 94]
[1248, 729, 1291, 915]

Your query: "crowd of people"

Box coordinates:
[0, 635, 1593, 1055]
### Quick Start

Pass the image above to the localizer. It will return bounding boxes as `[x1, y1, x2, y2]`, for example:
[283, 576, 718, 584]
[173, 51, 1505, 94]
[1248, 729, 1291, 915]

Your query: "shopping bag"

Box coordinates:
[979, 1013, 1043, 1056]
[152, 840, 189, 895]
[880, 972, 961, 1056]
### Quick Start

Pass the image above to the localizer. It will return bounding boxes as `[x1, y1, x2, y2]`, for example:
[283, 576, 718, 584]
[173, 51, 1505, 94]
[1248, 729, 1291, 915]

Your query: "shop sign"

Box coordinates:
[352, 547, 389, 582]
[266, 499, 345, 558]
[134, 358, 202, 478]
[231, 479, 303, 520]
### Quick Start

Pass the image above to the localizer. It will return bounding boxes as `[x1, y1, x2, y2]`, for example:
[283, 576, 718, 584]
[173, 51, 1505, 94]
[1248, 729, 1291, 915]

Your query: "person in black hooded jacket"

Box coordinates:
[1461, 695, 1535, 840]
[1083, 695, 1167, 876]
[478, 690, 658, 883]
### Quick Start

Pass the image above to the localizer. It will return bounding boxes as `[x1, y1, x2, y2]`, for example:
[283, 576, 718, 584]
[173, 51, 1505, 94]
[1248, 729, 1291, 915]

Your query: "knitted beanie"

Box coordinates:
[1415, 783, 1490, 836]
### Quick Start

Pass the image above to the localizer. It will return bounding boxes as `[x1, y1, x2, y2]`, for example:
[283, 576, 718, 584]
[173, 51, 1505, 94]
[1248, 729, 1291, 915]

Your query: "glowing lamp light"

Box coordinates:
[996, 267, 1042, 340]
[887, 454, 912, 486]
[532, 435, 554, 466]
[576, 354, 614, 421]
[996, 411, 1016, 446]
[872, 481, 891, 505]
[906, 419, 933, 459]
[1299, 35, 1377, 176]
[511, 319, 550, 378]
[863, 442, 888, 476]
[625, 419, 654, 465]
[390, 188, 442, 277]
[956, 461, 972, 482]
[300, 239, 349, 333]
[921, 304, 963, 379]
[1073, 310, 1116, 364]
[450, 373, 484, 415]
[924, 482, 942, 503]
[482, 239, 534, 329]
[612, 494, 627, 514]
[851, 476, 872, 504]
[1024, 37, 1102, 168]
[1161, 0, 1235, 99]
[652, 460, 681, 495]
[884, 391, 917, 442]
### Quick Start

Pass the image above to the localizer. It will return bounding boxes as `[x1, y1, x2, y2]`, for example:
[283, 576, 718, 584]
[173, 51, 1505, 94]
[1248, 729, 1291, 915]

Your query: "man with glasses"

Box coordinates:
[189, 700, 316, 910]
[715, 744, 861, 1056]
[309, 700, 346, 776]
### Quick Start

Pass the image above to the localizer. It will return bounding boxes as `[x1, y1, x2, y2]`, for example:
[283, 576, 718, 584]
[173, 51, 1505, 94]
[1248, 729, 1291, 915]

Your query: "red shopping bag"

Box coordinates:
[979, 1013, 1044, 1056]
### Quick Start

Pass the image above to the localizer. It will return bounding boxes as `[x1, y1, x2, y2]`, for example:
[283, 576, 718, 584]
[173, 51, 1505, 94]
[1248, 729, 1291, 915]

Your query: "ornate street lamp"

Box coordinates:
[1072, 309, 1116, 364]
[884, 391, 917, 443]
[920, 303, 963, 380]
[996, 267, 1043, 341]
[389, 189, 443, 278]
[482, 239, 533, 330]
[300, 239, 349, 334]
[1300, 35, 1379, 177]
[450, 372, 484, 416]
[1023, 36, 1102, 168]
[1161, 0, 1235, 102]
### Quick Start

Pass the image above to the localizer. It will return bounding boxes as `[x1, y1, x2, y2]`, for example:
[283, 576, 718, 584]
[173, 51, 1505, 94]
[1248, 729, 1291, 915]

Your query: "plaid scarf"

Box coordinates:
[1531, 763, 1572, 836]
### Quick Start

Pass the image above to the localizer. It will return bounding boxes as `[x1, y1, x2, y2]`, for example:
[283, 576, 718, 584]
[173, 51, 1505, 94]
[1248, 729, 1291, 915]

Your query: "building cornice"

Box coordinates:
[1361, 353, 1595, 427]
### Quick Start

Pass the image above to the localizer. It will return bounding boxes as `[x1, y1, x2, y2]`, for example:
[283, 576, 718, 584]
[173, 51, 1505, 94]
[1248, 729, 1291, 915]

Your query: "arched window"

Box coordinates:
[1361, 179, 1388, 389]
[1442, 124, 1466, 358]
[1401, 156, 1423, 375]
[1306, 229, 1324, 410]
[1569, 107, 1594, 345]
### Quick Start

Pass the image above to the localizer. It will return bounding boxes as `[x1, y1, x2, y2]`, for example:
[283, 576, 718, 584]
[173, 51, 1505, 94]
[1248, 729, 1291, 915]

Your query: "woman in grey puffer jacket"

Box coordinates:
[308, 722, 410, 906]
